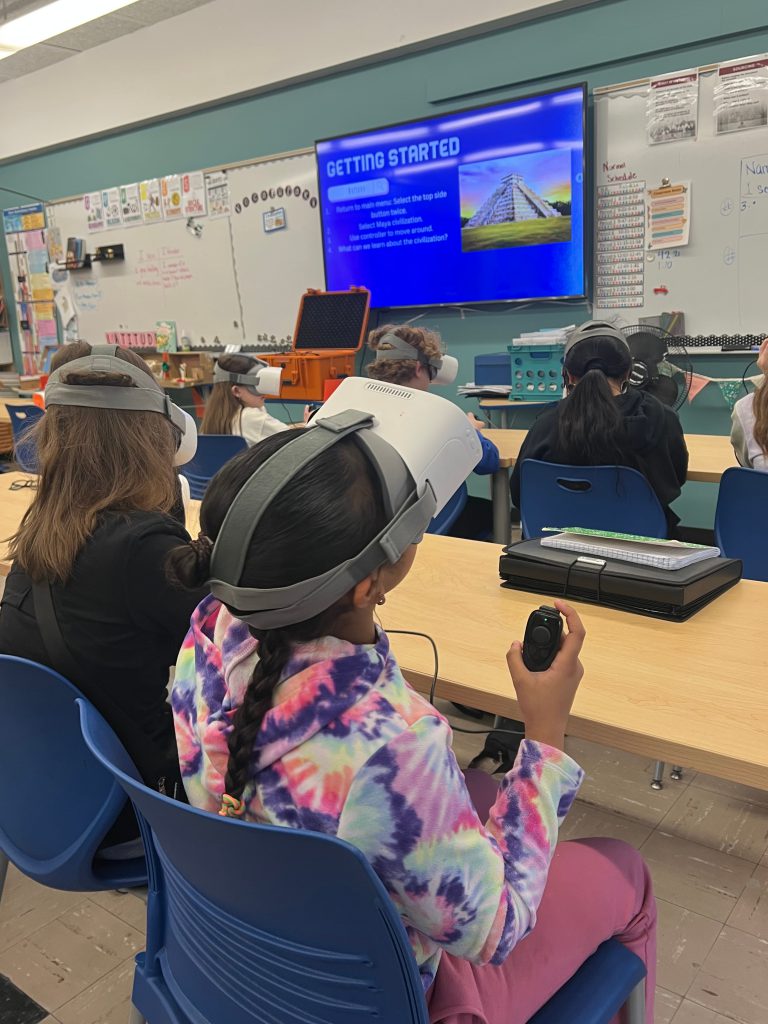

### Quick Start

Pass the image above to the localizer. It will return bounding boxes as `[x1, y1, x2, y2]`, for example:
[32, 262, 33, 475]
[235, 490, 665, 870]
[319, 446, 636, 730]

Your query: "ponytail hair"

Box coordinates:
[167, 429, 388, 807]
[556, 334, 633, 465]
[753, 379, 768, 458]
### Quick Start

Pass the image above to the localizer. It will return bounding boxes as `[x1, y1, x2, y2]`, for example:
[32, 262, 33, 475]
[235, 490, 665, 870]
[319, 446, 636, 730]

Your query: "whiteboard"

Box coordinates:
[594, 67, 768, 336]
[46, 151, 323, 346]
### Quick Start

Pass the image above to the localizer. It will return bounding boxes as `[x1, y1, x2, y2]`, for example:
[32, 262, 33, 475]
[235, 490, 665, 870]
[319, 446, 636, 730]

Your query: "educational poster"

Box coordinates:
[2, 203, 54, 371]
[102, 187, 122, 229]
[205, 170, 231, 218]
[181, 171, 208, 217]
[161, 174, 183, 219]
[647, 70, 698, 144]
[594, 181, 645, 307]
[140, 178, 163, 223]
[84, 192, 105, 232]
[120, 183, 143, 225]
[714, 56, 768, 135]
[646, 181, 691, 249]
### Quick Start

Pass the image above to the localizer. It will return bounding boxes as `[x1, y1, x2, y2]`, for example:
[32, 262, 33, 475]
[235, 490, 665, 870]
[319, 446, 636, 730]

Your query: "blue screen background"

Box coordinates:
[316, 86, 585, 308]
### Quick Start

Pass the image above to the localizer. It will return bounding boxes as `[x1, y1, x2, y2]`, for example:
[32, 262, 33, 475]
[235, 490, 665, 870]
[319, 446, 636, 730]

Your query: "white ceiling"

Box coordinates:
[0, 0, 214, 82]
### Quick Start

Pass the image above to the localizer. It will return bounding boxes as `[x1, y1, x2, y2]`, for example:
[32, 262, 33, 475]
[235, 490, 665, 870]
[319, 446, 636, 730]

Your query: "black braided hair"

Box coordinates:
[168, 428, 390, 805]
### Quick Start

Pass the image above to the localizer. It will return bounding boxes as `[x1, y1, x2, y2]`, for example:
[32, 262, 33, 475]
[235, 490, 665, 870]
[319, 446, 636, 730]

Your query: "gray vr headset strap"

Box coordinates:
[375, 333, 441, 372]
[45, 349, 186, 433]
[213, 358, 269, 388]
[210, 410, 376, 588]
[210, 483, 435, 628]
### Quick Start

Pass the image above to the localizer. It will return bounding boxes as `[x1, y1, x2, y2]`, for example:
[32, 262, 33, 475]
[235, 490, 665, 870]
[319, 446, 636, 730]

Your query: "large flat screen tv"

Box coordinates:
[316, 83, 587, 308]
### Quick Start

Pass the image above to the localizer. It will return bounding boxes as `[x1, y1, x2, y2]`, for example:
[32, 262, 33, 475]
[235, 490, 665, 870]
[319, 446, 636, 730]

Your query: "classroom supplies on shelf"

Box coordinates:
[540, 527, 720, 570]
[260, 287, 370, 402]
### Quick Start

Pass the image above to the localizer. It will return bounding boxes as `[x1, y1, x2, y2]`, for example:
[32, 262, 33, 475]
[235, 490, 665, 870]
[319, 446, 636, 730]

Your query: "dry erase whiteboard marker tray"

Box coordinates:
[498, 539, 743, 621]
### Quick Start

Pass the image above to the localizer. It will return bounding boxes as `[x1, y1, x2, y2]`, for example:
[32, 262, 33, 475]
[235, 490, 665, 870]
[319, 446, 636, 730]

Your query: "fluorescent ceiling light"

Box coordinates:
[0, 0, 137, 58]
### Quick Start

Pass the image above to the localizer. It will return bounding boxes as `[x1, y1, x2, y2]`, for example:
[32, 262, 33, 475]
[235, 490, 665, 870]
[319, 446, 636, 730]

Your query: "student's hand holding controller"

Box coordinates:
[506, 599, 585, 753]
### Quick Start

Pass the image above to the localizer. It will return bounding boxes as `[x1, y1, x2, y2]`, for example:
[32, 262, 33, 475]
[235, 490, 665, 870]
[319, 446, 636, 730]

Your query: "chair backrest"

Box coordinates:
[0, 657, 146, 890]
[427, 482, 468, 535]
[520, 459, 668, 540]
[715, 467, 768, 581]
[7, 404, 43, 474]
[78, 699, 429, 1024]
[180, 434, 247, 499]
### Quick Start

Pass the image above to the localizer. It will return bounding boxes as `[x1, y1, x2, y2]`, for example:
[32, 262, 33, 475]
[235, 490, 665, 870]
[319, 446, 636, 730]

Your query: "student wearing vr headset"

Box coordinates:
[0, 343, 207, 811]
[731, 335, 768, 471]
[511, 320, 688, 533]
[367, 325, 500, 538]
[168, 377, 656, 1024]
[201, 353, 288, 444]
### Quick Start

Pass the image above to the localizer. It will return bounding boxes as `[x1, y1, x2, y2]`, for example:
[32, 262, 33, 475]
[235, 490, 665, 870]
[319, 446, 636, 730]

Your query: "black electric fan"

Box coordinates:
[623, 324, 693, 410]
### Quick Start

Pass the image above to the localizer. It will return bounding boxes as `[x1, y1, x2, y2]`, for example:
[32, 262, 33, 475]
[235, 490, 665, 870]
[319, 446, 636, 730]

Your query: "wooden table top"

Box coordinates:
[6, 490, 767, 787]
[378, 534, 768, 789]
[482, 429, 736, 484]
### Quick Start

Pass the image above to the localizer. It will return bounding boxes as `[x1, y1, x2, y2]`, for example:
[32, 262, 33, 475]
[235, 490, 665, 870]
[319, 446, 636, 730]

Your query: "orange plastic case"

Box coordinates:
[261, 287, 370, 402]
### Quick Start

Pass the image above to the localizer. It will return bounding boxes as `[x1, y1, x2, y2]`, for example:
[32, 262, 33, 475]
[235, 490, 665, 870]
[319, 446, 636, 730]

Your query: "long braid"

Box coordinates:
[223, 629, 293, 804]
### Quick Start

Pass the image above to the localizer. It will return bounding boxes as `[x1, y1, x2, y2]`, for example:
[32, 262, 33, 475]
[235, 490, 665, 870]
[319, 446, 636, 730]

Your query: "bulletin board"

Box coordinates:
[45, 149, 324, 347]
[593, 59, 768, 338]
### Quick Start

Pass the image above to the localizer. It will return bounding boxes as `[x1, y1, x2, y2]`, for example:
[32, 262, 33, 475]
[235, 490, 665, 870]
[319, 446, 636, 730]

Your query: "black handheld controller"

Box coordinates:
[522, 605, 563, 672]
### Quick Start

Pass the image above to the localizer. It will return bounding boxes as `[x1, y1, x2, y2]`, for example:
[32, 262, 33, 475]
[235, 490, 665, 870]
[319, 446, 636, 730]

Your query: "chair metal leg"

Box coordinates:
[128, 1004, 146, 1024]
[0, 852, 8, 902]
[670, 765, 683, 780]
[651, 761, 665, 790]
[624, 977, 646, 1024]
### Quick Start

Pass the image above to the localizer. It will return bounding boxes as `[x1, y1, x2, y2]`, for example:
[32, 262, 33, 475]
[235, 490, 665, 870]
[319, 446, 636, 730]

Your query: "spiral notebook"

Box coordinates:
[540, 528, 720, 571]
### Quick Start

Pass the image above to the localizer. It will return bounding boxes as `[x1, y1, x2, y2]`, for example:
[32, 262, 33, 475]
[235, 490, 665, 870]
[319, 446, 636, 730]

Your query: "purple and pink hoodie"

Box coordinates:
[172, 594, 584, 991]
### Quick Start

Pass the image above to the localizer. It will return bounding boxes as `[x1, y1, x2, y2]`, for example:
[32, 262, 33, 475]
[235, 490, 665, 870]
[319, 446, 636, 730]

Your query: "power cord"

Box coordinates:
[384, 627, 525, 739]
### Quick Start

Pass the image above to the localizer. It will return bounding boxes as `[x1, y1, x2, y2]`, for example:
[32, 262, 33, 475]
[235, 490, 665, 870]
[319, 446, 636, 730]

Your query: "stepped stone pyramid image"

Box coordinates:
[467, 172, 561, 227]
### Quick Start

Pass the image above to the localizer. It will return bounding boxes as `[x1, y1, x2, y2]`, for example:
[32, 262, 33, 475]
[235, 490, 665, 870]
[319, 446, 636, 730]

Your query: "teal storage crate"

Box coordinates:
[507, 344, 564, 401]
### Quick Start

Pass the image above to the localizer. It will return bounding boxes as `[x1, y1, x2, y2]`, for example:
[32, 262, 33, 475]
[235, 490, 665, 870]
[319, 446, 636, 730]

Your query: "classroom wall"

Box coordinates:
[2, 0, 767, 526]
[0, 0, 598, 161]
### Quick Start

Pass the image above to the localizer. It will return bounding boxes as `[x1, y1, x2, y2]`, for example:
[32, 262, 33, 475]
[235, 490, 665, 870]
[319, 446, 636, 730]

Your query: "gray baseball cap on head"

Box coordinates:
[564, 320, 630, 358]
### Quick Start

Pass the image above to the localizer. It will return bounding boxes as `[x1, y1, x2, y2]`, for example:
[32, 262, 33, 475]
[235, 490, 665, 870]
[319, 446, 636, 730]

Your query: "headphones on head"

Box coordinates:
[562, 320, 632, 393]
[45, 344, 198, 466]
[374, 333, 459, 386]
[213, 357, 282, 396]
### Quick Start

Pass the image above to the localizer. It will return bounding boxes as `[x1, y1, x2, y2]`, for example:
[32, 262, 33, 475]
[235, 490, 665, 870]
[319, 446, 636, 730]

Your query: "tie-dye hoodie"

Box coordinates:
[172, 594, 584, 991]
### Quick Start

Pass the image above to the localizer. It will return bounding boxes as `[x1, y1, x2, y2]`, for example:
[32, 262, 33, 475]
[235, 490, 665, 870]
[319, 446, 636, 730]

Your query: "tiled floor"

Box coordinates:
[2, 713, 768, 1023]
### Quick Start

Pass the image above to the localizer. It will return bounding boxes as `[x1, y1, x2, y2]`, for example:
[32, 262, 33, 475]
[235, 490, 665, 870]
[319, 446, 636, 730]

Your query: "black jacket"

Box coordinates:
[510, 389, 689, 520]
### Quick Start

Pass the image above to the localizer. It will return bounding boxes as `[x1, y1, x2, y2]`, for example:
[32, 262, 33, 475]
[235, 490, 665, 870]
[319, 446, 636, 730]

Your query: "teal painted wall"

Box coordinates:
[2, 0, 767, 525]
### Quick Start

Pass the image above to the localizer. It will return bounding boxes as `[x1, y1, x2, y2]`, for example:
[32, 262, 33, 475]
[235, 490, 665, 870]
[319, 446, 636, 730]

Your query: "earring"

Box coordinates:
[377, 596, 386, 606]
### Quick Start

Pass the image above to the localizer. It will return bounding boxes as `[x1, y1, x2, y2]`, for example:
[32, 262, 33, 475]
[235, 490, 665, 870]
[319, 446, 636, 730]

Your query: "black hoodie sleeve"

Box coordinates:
[665, 408, 689, 488]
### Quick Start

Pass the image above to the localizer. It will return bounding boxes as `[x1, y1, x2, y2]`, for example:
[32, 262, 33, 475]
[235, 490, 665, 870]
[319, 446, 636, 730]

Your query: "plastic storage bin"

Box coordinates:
[474, 352, 512, 386]
[507, 345, 564, 401]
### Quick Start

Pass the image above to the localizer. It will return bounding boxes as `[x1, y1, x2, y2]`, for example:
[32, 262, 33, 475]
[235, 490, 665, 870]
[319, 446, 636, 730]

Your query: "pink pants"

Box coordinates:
[426, 770, 656, 1024]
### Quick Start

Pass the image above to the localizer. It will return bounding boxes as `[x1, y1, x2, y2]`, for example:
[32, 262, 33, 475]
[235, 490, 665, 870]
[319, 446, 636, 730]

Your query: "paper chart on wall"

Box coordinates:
[121, 183, 143, 225]
[594, 181, 646, 307]
[161, 174, 183, 219]
[84, 192, 105, 232]
[647, 70, 699, 145]
[205, 170, 231, 218]
[140, 179, 163, 223]
[714, 55, 768, 136]
[102, 187, 122, 229]
[182, 171, 207, 217]
[645, 182, 691, 249]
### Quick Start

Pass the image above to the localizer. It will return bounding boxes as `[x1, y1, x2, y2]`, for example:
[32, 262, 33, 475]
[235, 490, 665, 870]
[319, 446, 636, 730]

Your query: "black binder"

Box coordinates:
[499, 540, 742, 621]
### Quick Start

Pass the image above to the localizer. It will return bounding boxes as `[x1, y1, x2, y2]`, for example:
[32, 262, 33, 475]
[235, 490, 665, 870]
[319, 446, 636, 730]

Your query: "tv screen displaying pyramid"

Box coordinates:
[459, 148, 572, 252]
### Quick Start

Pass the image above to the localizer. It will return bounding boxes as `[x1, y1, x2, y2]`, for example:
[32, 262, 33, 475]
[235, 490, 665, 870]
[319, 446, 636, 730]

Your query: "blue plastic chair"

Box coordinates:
[520, 459, 668, 540]
[427, 483, 468, 535]
[715, 466, 768, 581]
[181, 434, 247, 499]
[79, 699, 647, 1024]
[7, 403, 43, 475]
[0, 657, 146, 898]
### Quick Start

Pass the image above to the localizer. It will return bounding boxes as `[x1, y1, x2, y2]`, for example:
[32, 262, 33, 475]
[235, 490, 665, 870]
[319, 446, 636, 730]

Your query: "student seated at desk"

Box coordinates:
[202, 354, 288, 444]
[510, 320, 688, 533]
[167, 420, 656, 1024]
[367, 324, 499, 538]
[731, 336, 768, 470]
[0, 343, 206, 812]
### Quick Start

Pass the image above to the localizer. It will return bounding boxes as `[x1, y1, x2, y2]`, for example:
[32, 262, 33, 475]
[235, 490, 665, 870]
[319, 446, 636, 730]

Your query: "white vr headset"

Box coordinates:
[45, 345, 198, 467]
[208, 376, 481, 627]
[213, 357, 282, 396]
[374, 332, 459, 385]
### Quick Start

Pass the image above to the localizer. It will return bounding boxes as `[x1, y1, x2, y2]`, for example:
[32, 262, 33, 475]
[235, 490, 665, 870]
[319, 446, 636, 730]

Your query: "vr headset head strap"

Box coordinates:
[374, 333, 442, 375]
[213, 356, 270, 389]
